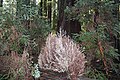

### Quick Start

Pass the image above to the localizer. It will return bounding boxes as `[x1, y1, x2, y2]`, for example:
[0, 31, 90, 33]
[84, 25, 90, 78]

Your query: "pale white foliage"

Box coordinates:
[38, 32, 86, 77]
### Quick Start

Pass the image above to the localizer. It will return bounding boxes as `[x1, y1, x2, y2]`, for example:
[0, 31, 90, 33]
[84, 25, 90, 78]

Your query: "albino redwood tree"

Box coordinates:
[38, 32, 86, 80]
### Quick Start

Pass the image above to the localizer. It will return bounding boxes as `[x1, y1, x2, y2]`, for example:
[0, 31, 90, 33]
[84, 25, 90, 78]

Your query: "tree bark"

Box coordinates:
[39, 0, 43, 16]
[57, 0, 81, 36]
[0, 0, 3, 7]
[44, 0, 47, 17]
[114, 0, 120, 54]
[48, 0, 52, 24]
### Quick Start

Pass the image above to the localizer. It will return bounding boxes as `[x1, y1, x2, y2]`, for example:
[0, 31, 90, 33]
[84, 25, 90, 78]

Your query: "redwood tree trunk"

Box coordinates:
[48, 0, 52, 24]
[38, 0, 43, 16]
[0, 0, 3, 7]
[57, 0, 81, 36]
[114, 0, 120, 54]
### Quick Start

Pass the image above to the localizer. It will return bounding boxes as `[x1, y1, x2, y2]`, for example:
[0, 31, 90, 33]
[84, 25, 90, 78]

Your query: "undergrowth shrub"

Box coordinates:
[0, 0, 50, 80]
[9, 49, 33, 80]
[38, 32, 86, 80]
[0, 48, 34, 80]
[0, 1, 51, 79]
[0, 0, 51, 56]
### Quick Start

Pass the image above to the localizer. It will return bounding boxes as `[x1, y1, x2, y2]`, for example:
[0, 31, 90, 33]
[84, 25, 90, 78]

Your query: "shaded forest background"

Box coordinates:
[0, 0, 120, 80]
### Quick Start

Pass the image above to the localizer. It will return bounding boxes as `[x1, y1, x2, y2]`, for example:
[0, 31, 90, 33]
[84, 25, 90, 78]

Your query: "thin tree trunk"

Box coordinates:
[44, 0, 47, 17]
[52, 0, 57, 30]
[93, 4, 109, 75]
[57, 0, 66, 30]
[38, 0, 43, 16]
[48, 0, 52, 24]
[114, 0, 120, 54]
[0, 0, 3, 7]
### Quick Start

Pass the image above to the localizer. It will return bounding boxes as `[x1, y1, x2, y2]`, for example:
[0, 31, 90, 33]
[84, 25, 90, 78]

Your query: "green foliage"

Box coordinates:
[67, 0, 120, 79]
[17, 3, 38, 20]
[0, 0, 51, 55]
[0, 74, 9, 80]
[0, 1, 51, 79]
[73, 32, 97, 50]
[86, 69, 108, 80]
[0, 0, 119, 79]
